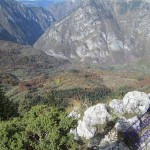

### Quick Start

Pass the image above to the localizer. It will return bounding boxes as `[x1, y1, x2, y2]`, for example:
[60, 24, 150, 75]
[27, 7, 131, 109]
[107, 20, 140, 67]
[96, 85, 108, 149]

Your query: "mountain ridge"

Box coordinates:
[0, 40, 69, 79]
[34, 0, 150, 66]
[0, 0, 54, 45]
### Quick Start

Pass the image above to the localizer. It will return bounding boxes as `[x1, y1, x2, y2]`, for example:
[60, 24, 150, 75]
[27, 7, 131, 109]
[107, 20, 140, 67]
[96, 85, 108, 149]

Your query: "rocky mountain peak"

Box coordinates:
[34, 0, 150, 65]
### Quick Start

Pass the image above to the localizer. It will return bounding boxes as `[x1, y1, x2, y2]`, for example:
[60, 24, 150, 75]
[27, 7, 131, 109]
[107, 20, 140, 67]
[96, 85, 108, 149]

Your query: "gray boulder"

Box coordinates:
[123, 91, 150, 115]
[109, 91, 150, 116]
[77, 104, 111, 139]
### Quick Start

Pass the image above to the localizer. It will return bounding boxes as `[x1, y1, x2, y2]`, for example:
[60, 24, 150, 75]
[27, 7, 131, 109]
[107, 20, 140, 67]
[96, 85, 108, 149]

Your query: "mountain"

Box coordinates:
[0, 0, 54, 45]
[0, 40, 68, 79]
[34, 0, 150, 66]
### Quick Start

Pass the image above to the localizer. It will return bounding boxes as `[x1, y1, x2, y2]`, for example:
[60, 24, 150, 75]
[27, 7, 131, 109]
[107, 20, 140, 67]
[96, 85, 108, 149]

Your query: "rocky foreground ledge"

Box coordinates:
[69, 91, 150, 150]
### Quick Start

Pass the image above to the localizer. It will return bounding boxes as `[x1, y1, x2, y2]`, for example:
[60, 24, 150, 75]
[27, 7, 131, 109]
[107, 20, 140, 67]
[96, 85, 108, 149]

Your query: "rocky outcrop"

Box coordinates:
[77, 104, 111, 139]
[0, 0, 54, 45]
[70, 91, 150, 149]
[109, 91, 150, 116]
[123, 91, 150, 115]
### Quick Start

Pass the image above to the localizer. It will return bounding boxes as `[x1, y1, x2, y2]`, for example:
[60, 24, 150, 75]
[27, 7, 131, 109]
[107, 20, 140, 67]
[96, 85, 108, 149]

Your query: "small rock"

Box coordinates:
[68, 107, 81, 119]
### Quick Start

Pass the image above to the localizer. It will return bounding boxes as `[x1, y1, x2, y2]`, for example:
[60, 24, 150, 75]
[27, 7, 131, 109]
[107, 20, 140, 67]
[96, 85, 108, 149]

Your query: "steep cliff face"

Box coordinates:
[0, 0, 54, 45]
[113, 0, 150, 57]
[34, 0, 150, 65]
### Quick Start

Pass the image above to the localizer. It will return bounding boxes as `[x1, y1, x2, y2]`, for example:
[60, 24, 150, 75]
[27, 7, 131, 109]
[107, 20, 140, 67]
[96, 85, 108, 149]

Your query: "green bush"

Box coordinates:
[18, 94, 47, 115]
[46, 90, 69, 110]
[0, 105, 77, 150]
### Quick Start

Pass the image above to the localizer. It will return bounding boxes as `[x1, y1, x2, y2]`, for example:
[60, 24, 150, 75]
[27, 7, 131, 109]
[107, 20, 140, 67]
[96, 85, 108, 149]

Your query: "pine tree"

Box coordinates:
[0, 87, 18, 120]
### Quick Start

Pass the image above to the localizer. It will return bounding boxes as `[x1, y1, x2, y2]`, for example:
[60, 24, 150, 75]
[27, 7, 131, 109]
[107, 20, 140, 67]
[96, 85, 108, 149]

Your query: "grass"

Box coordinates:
[1, 66, 150, 115]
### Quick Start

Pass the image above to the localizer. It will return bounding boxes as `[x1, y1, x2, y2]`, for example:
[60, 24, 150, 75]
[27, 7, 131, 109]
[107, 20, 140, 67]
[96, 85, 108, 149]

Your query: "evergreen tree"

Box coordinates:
[0, 87, 18, 121]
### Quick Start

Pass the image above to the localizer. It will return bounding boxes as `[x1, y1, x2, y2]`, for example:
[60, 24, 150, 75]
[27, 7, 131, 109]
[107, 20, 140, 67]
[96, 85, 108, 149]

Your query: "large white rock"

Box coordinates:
[77, 120, 96, 139]
[76, 104, 111, 139]
[83, 104, 111, 126]
[123, 91, 150, 115]
[109, 91, 150, 116]
[109, 99, 124, 115]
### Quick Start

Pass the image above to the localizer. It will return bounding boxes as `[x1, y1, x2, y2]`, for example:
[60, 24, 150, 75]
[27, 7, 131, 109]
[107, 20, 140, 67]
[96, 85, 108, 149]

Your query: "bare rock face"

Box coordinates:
[34, 0, 150, 65]
[0, 0, 54, 45]
[34, 0, 124, 64]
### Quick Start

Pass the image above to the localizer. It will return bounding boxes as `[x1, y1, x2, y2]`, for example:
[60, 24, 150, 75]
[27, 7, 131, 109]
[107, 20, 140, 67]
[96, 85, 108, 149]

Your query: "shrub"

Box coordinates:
[46, 87, 112, 105]
[18, 94, 47, 115]
[69, 69, 80, 74]
[0, 105, 77, 150]
[46, 90, 69, 110]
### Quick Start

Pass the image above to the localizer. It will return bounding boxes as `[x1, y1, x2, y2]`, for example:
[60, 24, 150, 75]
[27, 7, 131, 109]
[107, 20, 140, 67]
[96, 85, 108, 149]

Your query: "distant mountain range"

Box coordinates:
[16, 0, 63, 8]
[48, 0, 83, 21]
[0, 0, 54, 45]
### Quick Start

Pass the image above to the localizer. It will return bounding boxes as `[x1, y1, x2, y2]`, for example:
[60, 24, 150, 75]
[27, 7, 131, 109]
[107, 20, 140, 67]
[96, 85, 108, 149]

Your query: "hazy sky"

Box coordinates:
[17, 0, 63, 1]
